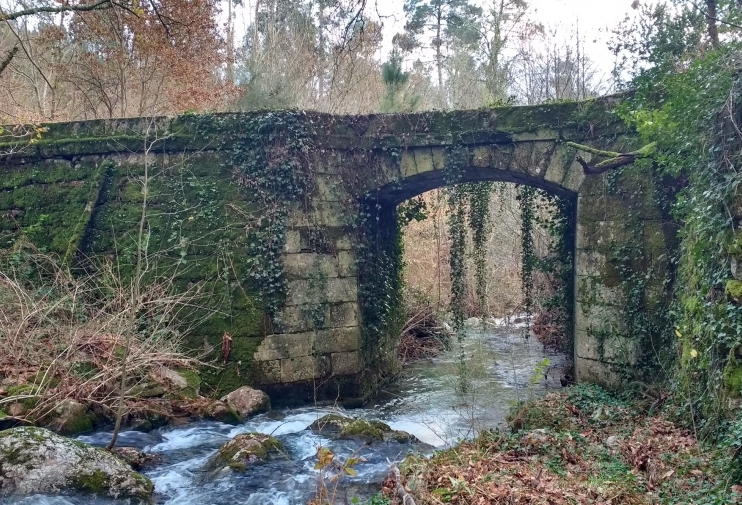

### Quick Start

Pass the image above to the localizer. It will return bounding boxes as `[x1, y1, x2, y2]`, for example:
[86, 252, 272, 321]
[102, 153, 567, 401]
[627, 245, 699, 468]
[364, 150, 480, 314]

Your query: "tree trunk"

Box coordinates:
[707, 0, 720, 48]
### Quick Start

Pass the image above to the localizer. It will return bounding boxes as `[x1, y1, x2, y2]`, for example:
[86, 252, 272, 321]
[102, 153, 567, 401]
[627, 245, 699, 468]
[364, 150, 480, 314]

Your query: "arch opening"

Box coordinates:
[356, 167, 577, 385]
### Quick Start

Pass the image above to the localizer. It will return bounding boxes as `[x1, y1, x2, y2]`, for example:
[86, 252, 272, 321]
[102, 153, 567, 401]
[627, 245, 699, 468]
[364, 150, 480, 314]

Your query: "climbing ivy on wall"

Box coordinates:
[620, 43, 742, 438]
[198, 112, 313, 318]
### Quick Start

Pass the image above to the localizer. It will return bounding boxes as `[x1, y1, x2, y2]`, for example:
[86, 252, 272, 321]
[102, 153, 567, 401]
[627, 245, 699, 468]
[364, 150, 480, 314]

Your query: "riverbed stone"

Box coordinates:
[202, 400, 241, 424]
[220, 386, 270, 422]
[202, 433, 284, 476]
[308, 414, 419, 444]
[0, 426, 153, 503]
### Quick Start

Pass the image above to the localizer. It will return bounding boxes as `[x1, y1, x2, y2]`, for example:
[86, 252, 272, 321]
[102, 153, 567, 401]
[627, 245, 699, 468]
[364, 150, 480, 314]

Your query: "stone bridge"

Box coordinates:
[0, 97, 676, 404]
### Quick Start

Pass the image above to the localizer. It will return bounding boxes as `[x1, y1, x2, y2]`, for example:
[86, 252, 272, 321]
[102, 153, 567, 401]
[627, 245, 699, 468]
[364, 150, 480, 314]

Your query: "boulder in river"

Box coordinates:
[0, 426, 153, 503]
[309, 414, 420, 444]
[202, 433, 284, 476]
[220, 386, 270, 422]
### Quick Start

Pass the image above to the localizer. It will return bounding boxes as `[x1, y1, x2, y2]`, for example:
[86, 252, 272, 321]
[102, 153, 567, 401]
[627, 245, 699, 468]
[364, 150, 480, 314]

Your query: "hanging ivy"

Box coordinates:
[468, 182, 493, 315]
[518, 185, 536, 337]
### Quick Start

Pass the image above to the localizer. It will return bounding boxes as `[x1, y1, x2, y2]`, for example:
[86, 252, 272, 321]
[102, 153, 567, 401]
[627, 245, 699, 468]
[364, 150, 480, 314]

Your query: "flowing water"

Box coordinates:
[3, 319, 568, 505]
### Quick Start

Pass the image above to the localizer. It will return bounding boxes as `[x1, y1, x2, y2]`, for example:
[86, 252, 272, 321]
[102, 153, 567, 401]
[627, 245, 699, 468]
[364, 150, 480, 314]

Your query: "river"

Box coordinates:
[3, 319, 568, 505]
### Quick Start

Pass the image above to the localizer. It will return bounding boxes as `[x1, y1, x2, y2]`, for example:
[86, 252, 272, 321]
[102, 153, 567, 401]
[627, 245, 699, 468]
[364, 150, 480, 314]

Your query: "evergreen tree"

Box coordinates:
[402, 0, 482, 108]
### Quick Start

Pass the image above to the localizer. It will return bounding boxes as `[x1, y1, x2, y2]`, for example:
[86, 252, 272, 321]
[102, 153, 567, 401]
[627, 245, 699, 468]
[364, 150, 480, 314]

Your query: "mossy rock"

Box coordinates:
[0, 427, 153, 503]
[202, 433, 284, 478]
[44, 399, 97, 436]
[308, 414, 417, 443]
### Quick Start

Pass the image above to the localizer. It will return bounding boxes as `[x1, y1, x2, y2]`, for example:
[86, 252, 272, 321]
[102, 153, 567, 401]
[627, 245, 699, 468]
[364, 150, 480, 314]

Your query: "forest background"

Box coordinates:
[0, 0, 624, 325]
[1, 0, 737, 336]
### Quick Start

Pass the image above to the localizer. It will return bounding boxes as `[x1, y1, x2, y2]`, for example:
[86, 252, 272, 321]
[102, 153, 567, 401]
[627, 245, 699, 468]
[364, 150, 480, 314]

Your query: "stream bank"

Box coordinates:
[0, 321, 568, 504]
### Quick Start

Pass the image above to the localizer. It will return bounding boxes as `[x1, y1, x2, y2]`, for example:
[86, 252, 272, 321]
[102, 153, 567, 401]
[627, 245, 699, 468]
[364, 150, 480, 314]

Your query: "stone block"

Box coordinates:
[576, 220, 630, 250]
[544, 146, 571, 185]
[280, 356, 320, 382]
[329, 302, 359, 327]
[512, 129, 559, 142]
[335, 234, 353, 251]
[578, 194, 629, 223]
[337, 251, 356, 277]
[562, 158, 586, 192]
[529, 141, 556, 177]
[574, 356, 625, 388]
[315, 151, 342, 174]
[314, 327, 361, 354]
[431, 147, 447, 170]
[575, 250, 607, 277]
[489, 144, 514, 170]
[315, 175, 345, 202]
[256, 359, 282, 384]
[325, 277, 358, 303]
[284, 253, 339, 279]
[288, 202, 348, 227]
[331, 351, 361, 375]
[285, 280, 311, 306]
[576, 275, 624, 306]
[254, 333, 313, 361]
[413, 148, 435, 173]
[471, 146, 491, 168]
[285, 277, 357, 306]
[401, 150, 417, 177]
[274, 304, 330, 333]
[284, 229, 301, 253]
[508, 143, 533, 174]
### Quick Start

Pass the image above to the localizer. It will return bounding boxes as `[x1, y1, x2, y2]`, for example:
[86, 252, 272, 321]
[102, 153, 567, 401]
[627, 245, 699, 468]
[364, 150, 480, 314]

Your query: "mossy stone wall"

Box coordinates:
[0, 99, 675, 403]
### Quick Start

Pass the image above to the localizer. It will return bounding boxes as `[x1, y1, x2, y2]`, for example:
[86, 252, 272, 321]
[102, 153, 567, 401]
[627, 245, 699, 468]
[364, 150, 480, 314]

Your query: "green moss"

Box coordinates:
[723, 354, 742, 397]
[339, 419, 392, 441]
[176, 368, 201, 399]
[209, 433, 284, 472]
[72, 469, 109, 494]
[726, 279, 742, 302]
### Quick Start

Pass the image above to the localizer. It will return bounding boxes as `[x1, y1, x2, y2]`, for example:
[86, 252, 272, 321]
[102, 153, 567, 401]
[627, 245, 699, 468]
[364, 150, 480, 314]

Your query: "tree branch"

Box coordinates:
[566, 141, 656, 175]
[0, 0, 113, 22]
[0, 45, 18, 76]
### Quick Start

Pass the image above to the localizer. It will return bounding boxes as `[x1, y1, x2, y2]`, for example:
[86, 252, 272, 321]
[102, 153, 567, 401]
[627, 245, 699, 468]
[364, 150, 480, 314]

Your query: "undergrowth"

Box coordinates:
[0, 243, 203, 426]
[397, 384, 742, 505]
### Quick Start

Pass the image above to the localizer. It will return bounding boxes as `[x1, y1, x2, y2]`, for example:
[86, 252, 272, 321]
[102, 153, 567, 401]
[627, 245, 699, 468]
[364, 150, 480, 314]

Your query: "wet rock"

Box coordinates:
[0, 426, 153, 503]
[220, 386, 270, 422]
[309, 414, 419, 444]
[45, 399, 95, 436]
[112, 447, 163, 471]
[202, 433, 284, 477]
[126, 408, 170, 432]
[202, 400, 241, 424]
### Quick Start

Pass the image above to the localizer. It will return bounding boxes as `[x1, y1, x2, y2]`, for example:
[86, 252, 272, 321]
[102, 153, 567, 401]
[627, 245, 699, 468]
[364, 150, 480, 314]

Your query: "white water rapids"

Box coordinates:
[2, 319, 568, 505]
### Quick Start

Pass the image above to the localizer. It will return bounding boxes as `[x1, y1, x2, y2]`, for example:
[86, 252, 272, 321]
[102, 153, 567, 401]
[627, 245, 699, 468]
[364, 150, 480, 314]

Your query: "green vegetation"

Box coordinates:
[399, 385, 742, 505]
